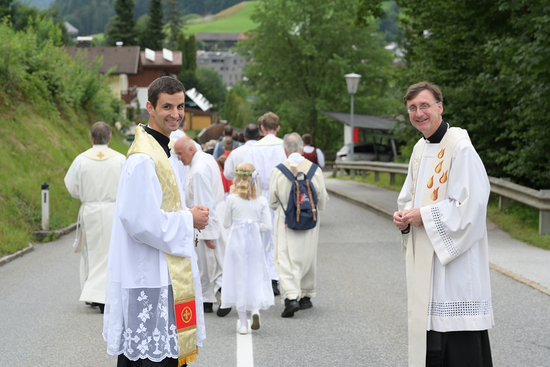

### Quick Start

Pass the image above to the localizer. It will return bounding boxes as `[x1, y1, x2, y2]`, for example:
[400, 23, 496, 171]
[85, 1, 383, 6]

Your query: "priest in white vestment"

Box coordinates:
[64, 121, 126, 313]
[223, 123, 260, 181]
[393, 81, 494, 367]
[103, 77, 209, 366]
[174, 136, 228, 316]
[244, 112, 287, 295]
[269, 133, 329, 318]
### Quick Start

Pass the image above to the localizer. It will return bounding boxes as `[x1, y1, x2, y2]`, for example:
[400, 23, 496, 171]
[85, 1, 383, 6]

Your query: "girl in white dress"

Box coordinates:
[221, 163, 274, 335]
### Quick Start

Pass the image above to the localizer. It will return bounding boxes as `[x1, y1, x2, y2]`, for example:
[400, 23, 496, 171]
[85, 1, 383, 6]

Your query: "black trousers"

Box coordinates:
[426, 330, 493, 367]
[117, 354, 186, 367]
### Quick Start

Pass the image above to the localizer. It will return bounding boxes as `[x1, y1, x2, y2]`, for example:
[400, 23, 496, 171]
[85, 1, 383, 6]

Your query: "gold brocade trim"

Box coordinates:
[128, 125, 198, 363]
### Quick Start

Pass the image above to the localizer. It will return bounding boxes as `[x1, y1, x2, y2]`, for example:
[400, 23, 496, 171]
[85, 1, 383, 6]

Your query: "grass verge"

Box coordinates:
[332, 172, 550, 250]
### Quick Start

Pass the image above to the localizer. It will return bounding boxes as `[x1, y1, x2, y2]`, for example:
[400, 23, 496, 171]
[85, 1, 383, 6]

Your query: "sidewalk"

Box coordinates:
[324, 173, 550, 296]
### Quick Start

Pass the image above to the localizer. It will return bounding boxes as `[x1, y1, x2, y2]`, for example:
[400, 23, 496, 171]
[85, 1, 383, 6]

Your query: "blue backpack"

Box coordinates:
[275, 163, 319, 230]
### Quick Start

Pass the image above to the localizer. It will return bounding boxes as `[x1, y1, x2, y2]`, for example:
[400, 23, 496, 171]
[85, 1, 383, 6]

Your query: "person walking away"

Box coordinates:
[301, 133, 325, 168]
[221, 162, 274, 334]
[393, 81, 494, 367]
[223, 124, 260, 181]
[174, 136, 230, 317]
[64, 121, 126, 314]
[103, 76, 209, 366]
[269, 132, 329, 317]
[213, 124, 241, 159]
[244, 113, 287, 296]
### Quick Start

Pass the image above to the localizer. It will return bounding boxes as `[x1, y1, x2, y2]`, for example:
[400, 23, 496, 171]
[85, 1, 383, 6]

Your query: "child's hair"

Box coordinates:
[231, 163, 261, 200]
[217, 155, 227, 169]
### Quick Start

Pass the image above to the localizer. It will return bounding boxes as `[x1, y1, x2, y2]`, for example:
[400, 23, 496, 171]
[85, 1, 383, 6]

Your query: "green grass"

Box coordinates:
[332, 172, 550, 250]
[0, 102, 129, 257]
[184, 1, 260, 34]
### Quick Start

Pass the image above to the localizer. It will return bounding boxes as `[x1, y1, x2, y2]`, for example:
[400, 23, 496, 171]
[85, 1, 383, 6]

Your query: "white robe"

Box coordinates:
[244, 134, 287, 280]
[64, 145, 125, 304]
[398, 137, 494, 332]
[223, 140, 257, 181]
[185, 151, 226, 303]
[269, 153, 329, 302]
[221, 194, 274, 312]
[103, 152, 206, 361]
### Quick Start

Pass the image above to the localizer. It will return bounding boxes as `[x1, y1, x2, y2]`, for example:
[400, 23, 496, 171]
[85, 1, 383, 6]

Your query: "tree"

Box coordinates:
[394, 0, 550, 189]
[238, 0, 394, 150]
[165, 0, 183, 50]
[104, 0, 137, 46]
[196, 67, 226, 112]
[185, 34, 197, 72]
[0, 0, 14, 20]
[139, 0, 164, 50]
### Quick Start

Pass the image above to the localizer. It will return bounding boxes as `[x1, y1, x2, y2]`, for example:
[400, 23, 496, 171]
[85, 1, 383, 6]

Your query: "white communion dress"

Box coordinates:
[221, 194, 275, 312]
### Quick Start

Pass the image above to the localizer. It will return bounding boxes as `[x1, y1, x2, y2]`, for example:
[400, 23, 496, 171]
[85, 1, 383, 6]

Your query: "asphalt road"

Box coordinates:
[1, 196, 549, 367]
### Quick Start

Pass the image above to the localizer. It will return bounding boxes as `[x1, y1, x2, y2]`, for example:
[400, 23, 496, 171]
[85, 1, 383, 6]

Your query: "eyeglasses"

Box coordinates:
[407, 102, 438, 114]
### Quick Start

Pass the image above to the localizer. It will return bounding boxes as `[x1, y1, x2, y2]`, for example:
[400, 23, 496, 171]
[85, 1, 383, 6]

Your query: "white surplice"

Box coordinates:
[221, 194, 274, 312]
[223, 140, 257, 181]
[64, 145, 126, 304]
[244, 134, 287, 281]
[185, 151, 225, 303]
[269, 153, 329, 302]
[103, 152, 206, 362]
[398, 136, 494, 333]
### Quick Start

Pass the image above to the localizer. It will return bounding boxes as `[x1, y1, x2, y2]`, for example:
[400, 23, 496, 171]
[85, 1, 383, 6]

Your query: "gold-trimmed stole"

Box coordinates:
[406, 127, 469, 367]
[128, 125, 198, 366]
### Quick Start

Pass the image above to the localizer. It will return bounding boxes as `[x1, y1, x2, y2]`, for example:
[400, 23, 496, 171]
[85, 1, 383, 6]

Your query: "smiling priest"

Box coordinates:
[103, 76, 209, 367]
[393, 81, 494, 367]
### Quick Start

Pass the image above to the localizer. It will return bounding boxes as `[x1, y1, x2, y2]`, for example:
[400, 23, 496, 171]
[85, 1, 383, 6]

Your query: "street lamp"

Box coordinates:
[345, 72, 361, 161]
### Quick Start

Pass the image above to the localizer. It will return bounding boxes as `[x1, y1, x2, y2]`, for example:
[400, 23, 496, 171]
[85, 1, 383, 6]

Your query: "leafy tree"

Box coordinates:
[1, 0, 14, 19]
[223, 89, 244, 126]
[104, 0, 137, 46]
[238, 0, 395, 150]
[139, 0, 164, 50]
[7, 2, 70, 45]
[394, 0, 550, 189]
[165, 0, 183, 50]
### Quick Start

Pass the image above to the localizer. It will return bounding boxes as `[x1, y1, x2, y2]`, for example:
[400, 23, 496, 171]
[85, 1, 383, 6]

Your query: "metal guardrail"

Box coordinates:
[333, 161, 550, 235]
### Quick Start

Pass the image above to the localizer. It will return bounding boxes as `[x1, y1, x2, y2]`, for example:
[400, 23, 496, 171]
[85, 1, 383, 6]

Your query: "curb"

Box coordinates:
[326, 186, 550, 297]
[0, 243, 34, 267]
[0, 223, 77, 267]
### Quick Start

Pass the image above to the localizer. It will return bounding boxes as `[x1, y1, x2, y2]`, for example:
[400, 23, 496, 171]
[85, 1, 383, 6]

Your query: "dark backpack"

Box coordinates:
[275, 163, 319, 230]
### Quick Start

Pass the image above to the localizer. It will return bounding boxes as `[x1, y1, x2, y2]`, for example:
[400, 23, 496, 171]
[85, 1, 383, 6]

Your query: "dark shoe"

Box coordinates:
[217, 306, 232, 317]
[272, 280, 280, 296]
[281, 299, 300, 318]
[98, 303, 105, 314]
[204, 302, 213, 313]
[299, 297, 312, 310]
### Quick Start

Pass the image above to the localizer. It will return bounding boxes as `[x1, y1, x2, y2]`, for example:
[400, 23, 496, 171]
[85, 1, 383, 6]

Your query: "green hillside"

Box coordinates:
[183, 1, 260, 34]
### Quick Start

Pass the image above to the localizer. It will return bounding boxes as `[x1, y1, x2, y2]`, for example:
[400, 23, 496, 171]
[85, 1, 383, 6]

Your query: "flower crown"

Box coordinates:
[234, 168, 253, 176]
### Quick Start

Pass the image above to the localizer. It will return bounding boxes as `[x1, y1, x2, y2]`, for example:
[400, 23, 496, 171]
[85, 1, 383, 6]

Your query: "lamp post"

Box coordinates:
[345, 72, 361, 161]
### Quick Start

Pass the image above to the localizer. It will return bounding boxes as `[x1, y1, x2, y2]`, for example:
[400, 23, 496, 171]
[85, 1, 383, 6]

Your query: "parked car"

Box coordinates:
[335, 142, 393, 162]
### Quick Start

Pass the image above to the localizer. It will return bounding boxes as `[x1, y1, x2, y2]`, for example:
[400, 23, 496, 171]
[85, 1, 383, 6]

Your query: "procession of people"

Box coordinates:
[62, 76, 494, 367]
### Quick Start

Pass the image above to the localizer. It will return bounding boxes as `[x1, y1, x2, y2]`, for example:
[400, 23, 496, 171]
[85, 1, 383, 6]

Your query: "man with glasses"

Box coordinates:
[393, 81, 494, 366]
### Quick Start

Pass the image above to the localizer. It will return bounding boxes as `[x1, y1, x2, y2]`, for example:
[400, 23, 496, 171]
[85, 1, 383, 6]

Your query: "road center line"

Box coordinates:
[236, 319, 254, 367]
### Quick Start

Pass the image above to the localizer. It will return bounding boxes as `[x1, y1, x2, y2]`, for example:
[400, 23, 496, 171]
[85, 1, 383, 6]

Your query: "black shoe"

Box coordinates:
[217, 306, 232, 317]
[299, 297, 312, 310]
[272, 280, 280, 296]
[281, 299, 300, 318]
[204, 302, 213, 313]
[98, 303, 105, 314]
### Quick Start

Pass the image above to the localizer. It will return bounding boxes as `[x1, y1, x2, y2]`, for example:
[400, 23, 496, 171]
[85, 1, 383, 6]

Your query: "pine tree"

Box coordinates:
[185, 34, 197, 72]
[165, 0, 183, 50]
[104, 0, 137, 46]
[177, 30, 187, 70]
[139, 0, 164, 50]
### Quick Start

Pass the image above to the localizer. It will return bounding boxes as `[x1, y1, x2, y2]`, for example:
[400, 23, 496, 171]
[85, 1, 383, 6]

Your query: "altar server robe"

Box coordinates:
[223, 140, 257, 181]
[269, 153, 329, 301]
[64, 145, 125, 304]
[103, 152, 206, 361]
[244, 134, 287, 280]
[185, 151, 226, 303]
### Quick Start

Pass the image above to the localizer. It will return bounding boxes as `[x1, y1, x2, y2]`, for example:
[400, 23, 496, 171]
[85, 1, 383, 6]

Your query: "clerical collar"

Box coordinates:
[144, 125, 171, 158]
[425, 121, 448, 144]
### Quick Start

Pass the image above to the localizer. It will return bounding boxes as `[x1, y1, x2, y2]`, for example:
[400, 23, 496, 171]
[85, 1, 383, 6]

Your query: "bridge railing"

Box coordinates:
[333, 161, 550, 235]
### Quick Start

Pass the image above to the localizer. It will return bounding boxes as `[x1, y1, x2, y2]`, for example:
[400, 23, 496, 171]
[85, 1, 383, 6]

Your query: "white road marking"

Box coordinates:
[236, 319, 254, 367]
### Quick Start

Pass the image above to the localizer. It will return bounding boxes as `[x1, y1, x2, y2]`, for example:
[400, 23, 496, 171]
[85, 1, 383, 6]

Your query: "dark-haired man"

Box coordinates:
[213, 124, 241, 159]
[103, 76, 209, 367]
[64, 121, 126, 314]
[393, 81, 494, 367]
